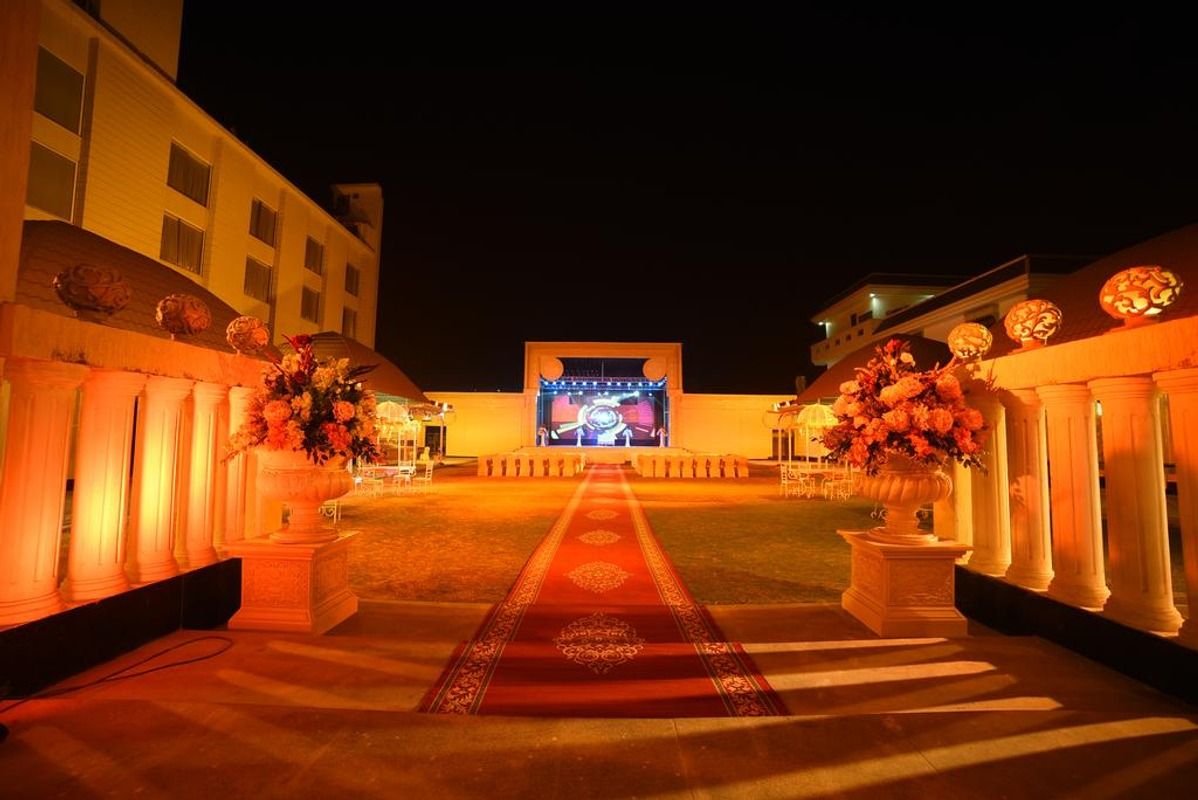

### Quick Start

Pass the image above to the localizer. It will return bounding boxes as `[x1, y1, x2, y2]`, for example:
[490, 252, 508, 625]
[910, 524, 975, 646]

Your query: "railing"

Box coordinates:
[948, 315, 1198, 644]
[0, 303, 274, 627]
[477, 452, 585, 477]
[634, 452, 750, 478]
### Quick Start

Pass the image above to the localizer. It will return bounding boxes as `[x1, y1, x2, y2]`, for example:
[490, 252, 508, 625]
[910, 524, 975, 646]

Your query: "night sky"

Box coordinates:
[176, 7, 1198, 394]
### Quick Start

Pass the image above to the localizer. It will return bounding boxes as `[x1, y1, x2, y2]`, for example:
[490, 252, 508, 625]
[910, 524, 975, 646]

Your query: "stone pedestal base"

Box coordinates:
[838, 530, 972, 638]
[226, 532, 358, 635]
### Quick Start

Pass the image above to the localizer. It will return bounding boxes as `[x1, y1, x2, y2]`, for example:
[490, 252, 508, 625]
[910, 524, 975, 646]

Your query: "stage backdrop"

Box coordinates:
[426, 390, 790, 459]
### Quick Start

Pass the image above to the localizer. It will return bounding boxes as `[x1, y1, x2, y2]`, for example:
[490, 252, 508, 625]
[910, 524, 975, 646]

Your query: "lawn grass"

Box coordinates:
[340, 463, 872, 605]
[631, 476, 876, 604]
[340, 462, 579, 603]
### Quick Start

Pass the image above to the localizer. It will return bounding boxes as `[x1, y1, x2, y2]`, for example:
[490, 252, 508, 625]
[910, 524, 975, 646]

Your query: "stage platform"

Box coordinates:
[515, 445, 685, 465]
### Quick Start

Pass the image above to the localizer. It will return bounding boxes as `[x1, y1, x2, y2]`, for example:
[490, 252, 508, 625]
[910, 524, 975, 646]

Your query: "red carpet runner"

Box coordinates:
[421, 465, 784, 717]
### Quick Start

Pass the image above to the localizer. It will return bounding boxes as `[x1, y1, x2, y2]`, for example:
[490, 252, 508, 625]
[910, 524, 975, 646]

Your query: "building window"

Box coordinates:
[167, 143, 210, 206]
[159, 214, 204, 274]
[850, 309, 873, 326]
[249, 199, 277, 245]
[26, 142, 76, 220]
[304, 237, 324, 275]
[344, 263, 360, 296]
[342, 307, 357, 338]
[301, 286, 321, 323]
[243, 256, 272, 302]
[34, 47, 84, 134]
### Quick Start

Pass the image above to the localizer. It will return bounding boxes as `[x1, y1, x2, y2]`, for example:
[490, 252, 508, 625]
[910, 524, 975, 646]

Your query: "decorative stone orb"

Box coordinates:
[947, 322, 993, 361]
[642, 357, 667, 382]
[52, 263, 131, 322]
[226, 315, 270, 355]
[156, 293, 212, 340]
[1099, 265, 1184, 327]
[540, 356, 564, 381]
[1003, 299, 1062, 350]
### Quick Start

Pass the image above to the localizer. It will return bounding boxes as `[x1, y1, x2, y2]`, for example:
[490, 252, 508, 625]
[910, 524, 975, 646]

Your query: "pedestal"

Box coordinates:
[838, 530, 972, 637]
[226, 532, 359, 635]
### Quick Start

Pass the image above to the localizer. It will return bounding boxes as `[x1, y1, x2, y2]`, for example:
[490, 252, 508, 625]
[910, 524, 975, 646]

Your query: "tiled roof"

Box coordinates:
[986, 224, 1198, 357]
[17, 220, 274, 359]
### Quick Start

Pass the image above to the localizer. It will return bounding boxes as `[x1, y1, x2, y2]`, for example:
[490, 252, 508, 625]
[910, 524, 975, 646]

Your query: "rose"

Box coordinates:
[263, 399, 291, 424]
[333, 400, 355, 422]
[929, 407, 954, 434]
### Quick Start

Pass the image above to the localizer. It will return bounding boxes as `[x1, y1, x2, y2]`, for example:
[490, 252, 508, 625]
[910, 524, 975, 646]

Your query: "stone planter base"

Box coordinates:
[838, 530, 972, 638]
[226, 532, 358, 635]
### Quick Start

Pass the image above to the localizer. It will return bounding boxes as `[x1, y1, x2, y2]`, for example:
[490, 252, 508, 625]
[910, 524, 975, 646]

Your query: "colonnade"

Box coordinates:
[964, 366, 1198, 640]
[0, 358, 258, 626]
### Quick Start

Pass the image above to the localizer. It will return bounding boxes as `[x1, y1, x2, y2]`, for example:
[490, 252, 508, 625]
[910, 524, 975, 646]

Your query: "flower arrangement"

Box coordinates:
[228, 334, 381, 465]
[820, 339, 987, 476]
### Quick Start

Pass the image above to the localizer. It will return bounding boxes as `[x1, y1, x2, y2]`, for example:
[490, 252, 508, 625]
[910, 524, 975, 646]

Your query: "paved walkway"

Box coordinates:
[2, 598, 1197, 798]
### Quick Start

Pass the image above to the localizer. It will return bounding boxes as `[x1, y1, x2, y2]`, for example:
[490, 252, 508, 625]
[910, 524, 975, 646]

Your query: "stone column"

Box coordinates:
[1154, 368, 1198, 644]
[966, 392, 1011, 576]
[1003, 389, 1053, 591]
[177, 382, 226, 569]
[1089, 377, 1181, 634]
[221, 386, 254, 549]
[60, 369, 146, 602]
[126, 376, 194, 584]
[0, 359, 87, 625]
[1038, 384, 1109, 608]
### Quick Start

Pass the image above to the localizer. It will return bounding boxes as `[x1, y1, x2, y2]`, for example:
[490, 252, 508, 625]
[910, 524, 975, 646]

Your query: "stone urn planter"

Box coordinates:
[256, 448, 353, 544]
[858, 454, 952, 545]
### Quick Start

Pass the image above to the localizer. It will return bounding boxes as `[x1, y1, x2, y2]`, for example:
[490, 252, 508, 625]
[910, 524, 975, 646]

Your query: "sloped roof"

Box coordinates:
[986, 223, 1198, 357]
[17, 220, 274, 358]
[797, 334, 953, 404]
[874, 254, 1093, 334]
[287, 331, 429, 404]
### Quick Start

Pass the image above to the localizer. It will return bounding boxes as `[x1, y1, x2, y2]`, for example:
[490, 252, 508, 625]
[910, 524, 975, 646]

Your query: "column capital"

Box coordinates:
[83, 368, 148, 397]
[229, 385, 257, 401]
[4, 358, 88, 388]
[1003, 387, 1043, 409]
[192, 381, 229, 404]
[1036, 383, 1093, 404]
[143, 374, 195, 401]
[1088, 375, 1156, 400]
[1153, 367, 1198, 394]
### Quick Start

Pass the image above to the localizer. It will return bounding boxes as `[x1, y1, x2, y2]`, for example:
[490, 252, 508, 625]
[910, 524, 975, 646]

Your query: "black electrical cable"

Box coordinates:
[0, 635, 235, 728]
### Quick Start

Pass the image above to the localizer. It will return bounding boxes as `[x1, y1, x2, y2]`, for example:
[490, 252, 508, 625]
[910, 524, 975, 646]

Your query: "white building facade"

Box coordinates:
[22, 0, 382, 348]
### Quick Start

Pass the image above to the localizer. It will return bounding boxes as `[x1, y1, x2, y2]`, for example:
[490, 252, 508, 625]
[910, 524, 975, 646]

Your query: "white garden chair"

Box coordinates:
[411, 461, 434, 493]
